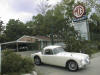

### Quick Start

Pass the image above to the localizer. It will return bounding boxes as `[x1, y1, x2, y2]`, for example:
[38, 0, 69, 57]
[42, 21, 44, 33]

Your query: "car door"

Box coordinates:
[42, 49, 65, 66]
[52, 48, 66, 66]
[42, 49, 56, 65]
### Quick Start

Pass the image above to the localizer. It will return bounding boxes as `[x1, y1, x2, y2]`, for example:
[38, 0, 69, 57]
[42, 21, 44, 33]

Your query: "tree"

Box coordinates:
[86, 0, 100, 14]
[85, 0, 100, 40]
[53, 0, 79, 51]
[0, 34, 8, 43]
[4, 19, 27, 41]
[25, 21, 36, 36]
[88, 13, 100, 41]
[33, 0, 51, 36]
[32, 14, 49, 36]
[37, 0, 51, 15]
[0, 19, 6, 43]
[29, 0, 78, 43]
[0, 19, 4, 34]
[30, 5, 66, 37]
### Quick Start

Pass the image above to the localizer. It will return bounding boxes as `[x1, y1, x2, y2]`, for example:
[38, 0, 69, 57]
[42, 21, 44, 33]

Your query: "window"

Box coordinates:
[44, 49, 53, 55]
[53, 47, 65, 54]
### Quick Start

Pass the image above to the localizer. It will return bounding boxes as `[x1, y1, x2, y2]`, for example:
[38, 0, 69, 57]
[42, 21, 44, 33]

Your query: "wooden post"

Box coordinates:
[16, 43, 19, 52]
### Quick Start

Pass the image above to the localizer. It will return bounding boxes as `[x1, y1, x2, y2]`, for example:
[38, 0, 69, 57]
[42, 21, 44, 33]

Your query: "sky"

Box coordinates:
[0, 0, 61, 25]
[0, 0, 96, 25]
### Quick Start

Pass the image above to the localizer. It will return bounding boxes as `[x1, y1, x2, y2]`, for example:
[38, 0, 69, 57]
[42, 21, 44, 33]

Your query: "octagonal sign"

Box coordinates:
[73, 5, 85, 18]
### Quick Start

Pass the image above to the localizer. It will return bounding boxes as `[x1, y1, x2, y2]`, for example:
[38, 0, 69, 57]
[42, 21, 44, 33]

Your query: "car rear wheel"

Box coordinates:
[34, 56, 41, 65]
[67, 60, 78, 71]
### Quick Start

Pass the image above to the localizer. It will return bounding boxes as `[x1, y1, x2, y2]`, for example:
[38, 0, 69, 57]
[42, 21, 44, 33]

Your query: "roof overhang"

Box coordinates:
[1, 41, 33, 45]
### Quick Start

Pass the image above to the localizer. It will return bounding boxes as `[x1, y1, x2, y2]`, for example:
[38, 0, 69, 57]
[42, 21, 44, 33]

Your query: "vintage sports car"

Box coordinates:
[31, 45, 90, 71]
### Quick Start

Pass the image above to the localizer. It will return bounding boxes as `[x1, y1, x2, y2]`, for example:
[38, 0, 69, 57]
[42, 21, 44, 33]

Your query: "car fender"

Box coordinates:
[31, 52, 43, 61]
[65, 58, 80, 68]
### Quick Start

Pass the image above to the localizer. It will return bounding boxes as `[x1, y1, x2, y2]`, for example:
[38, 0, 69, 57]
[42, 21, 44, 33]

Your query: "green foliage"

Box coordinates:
[32, 14, 48, 36]
[0, 20, 4, 33]
[1, 50, 34, 74]
[87, 0, 100, 41]
[89, 13, 100, 41]
[4, 19, 28, 41]
[97, 43, 100, 50]
[0, 20, 6, 43]
[90, 14, 100, 33]
[0, 34, 8, 43]
[62, 37, 99, 56]
[67, 40, 99, 56]
[25, 21, 36, 36]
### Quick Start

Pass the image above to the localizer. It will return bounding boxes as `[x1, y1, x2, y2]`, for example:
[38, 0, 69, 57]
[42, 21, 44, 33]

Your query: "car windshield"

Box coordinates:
[53, 47, 65, 54]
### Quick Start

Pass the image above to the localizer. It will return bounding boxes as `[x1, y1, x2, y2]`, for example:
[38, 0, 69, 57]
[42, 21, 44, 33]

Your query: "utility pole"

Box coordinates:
[50, 30, 54, 45]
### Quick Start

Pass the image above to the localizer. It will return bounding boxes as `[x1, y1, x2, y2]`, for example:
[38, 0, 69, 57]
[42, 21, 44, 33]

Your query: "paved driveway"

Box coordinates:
[35, 55, 100, 75]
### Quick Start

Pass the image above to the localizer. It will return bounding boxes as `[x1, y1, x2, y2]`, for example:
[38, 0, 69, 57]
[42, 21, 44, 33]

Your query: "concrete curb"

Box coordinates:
[22, 71, 37, 75]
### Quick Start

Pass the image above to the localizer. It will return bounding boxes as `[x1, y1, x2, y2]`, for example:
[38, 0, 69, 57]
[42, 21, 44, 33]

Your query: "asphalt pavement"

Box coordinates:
[35, 55, 100, 75]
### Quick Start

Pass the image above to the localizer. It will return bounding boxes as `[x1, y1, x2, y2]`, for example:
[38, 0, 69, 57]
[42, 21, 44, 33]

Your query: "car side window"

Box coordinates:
[53, 48, 58, 54]
[44, 49, 53, 55]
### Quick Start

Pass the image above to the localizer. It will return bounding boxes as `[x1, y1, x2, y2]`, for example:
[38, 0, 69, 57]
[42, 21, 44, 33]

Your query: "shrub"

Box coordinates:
[65, 40, 100, 56]
[82, 41, 99, 56]
[97, 43, 100, 50]
[1, 50, 34, 74]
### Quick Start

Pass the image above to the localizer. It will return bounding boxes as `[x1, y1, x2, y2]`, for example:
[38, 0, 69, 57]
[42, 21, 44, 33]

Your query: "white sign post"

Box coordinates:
[0, 44, 1, 72]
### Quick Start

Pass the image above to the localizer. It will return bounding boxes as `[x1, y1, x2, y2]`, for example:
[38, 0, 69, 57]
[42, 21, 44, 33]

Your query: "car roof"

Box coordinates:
[43, 45, 61, 50]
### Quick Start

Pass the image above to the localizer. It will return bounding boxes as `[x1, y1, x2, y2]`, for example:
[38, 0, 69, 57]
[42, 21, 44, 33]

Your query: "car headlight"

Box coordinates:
[81, 58, 89, 64]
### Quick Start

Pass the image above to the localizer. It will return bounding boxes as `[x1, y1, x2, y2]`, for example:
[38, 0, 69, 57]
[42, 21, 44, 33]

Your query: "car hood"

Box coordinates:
[57, 52, 89, 59]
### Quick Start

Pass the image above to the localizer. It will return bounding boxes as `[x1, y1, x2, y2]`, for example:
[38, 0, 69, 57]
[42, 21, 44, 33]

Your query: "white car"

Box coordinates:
[31, 45, 90, 71]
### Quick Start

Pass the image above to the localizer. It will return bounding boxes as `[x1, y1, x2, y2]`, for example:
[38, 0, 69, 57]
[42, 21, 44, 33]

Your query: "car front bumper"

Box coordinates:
[78, 58, 90, 69]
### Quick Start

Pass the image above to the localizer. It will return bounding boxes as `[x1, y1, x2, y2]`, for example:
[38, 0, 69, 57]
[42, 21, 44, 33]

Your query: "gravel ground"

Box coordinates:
[16, 50, 40, 57]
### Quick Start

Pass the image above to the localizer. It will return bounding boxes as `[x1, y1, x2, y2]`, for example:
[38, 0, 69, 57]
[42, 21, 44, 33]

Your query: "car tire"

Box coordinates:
[34, 56, 41, 65]
[67, 60, 78, 71]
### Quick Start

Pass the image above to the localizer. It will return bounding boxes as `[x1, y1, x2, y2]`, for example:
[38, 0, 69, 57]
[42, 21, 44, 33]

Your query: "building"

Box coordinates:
[1, 35, 51, 51]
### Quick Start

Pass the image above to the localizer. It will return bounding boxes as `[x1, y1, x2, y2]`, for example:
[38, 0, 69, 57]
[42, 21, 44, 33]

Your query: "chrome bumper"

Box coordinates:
[79, 59, 90, 68]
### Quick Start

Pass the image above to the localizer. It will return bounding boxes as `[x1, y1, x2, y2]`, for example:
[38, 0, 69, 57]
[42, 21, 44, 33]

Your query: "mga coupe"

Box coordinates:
[31, 45, 90, 71]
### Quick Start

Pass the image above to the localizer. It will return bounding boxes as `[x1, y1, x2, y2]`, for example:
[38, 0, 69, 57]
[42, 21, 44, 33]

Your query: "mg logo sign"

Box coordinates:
[73, 4, 89, 40]
[73, 5, 85, 18]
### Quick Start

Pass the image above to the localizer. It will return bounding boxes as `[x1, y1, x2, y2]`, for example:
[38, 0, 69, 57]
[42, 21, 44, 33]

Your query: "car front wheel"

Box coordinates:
[34, 56, 41, 65]
[67, 60, 78, 71]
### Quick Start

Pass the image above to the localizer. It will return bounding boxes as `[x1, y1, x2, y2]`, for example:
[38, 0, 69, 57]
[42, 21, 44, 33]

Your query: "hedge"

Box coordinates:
[1, 50, 34, 75]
